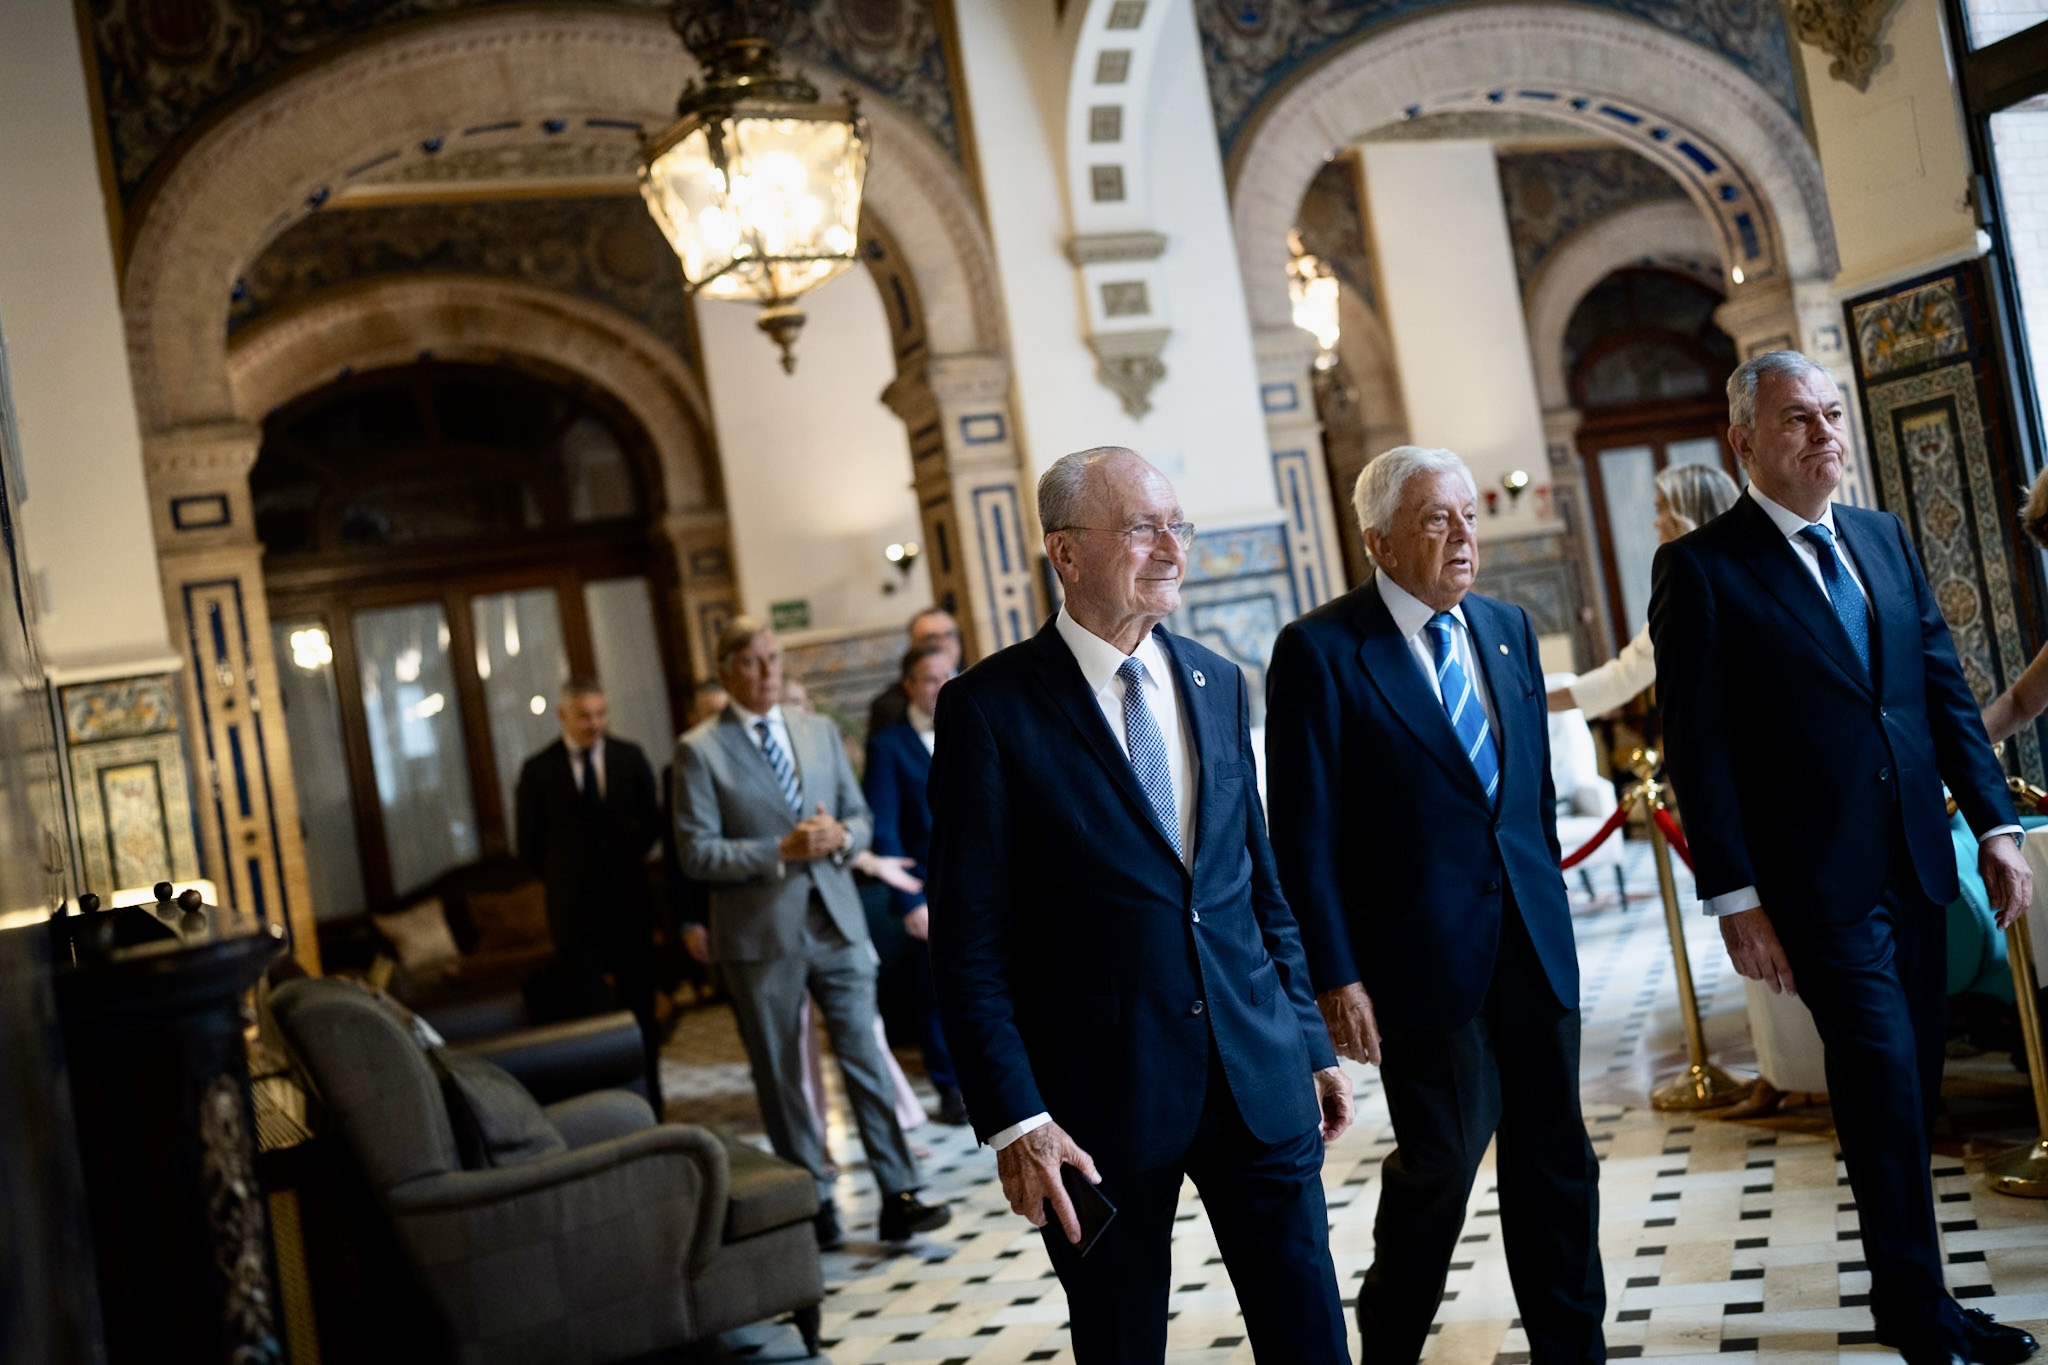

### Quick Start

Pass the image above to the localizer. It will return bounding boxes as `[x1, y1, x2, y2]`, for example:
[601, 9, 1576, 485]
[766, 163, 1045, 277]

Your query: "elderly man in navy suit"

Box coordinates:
[1652, 351, 2036, 1365]
[1265, 446, 1605, 1365]
[927, 446, 1352, 1363]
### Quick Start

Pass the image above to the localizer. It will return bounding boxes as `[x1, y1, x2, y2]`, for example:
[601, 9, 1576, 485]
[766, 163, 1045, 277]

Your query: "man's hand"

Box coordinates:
[778, 803, 848, 861]
[860, 853, 924, 896]
[1316, 982, 1382, 1066]
[996, 1121, 1100, 1244]
[681, 923, 711, 965]
[1720, 907, 1795, 995]
[1313, 1066, 1353, 1144]
[1981, 835, 2035, 930]
[901, 904, 931, 940]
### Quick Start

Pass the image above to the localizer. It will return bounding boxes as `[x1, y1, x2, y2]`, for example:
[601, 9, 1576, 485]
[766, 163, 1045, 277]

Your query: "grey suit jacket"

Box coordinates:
[672, 706, 874, 963]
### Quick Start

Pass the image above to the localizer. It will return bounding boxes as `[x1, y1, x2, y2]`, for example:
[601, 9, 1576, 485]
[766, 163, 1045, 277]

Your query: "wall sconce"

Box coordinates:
[1501, 469, 1530, 509]
[883, 541, 921, 594]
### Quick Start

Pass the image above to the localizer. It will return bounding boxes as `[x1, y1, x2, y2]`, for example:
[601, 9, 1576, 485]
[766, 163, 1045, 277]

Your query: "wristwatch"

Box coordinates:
[2009, 829, 2026, 853]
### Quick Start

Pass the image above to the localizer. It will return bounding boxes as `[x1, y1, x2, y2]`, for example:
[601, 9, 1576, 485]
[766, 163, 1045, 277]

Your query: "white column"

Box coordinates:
[1361, 141, 1551, 536]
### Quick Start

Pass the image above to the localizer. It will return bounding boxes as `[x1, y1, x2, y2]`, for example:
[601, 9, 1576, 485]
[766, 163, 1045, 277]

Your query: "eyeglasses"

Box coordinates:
[1059, 521, 1196, 548]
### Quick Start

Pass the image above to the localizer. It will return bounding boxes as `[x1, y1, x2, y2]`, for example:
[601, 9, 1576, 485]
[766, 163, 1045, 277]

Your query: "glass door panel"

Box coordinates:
[584, 577, 673, 759]
[471, 588, 570, 837]
[355, 602, 478, 894]
[1666, 436, 1724, 471]
[1991, 104, 2048, 443]
[1597, 444, 1659, 635]
[271, 618, 368, 919]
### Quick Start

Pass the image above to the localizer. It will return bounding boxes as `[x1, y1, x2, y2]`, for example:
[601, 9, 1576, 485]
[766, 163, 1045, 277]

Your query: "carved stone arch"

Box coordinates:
[1525, 201, 1726, 412]
[224, 273, 737, 670]
[121, 5, 1008, 432]
[1228, 6, 1837, 336]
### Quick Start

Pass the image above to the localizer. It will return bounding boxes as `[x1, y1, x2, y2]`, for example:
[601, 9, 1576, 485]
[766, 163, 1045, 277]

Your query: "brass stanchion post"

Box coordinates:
[1987, 909, 2048, 1197]
[1633, 749, 1756, 1111]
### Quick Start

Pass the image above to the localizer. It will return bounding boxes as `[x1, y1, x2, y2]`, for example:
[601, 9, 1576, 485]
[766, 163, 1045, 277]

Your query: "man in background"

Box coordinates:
[516, 677, 665, 1106]
[867, 606, 961, 736]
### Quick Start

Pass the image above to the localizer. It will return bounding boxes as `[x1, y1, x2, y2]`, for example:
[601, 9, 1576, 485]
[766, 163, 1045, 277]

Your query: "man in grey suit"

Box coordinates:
[674, 617, 950, 1249]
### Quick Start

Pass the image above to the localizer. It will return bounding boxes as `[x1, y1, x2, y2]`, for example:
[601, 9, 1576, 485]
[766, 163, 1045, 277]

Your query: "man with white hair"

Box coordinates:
[1266, 447, 1606, 1365]
[928, 445, 1352, 1362]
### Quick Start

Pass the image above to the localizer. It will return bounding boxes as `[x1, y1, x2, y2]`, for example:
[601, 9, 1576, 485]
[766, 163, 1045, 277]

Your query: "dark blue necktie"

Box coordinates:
[1426, 612, 1500, 805]
[1117, 656, 1181, 858]
[577, 749, 603, 812]
[1797, 523, 1870, 673]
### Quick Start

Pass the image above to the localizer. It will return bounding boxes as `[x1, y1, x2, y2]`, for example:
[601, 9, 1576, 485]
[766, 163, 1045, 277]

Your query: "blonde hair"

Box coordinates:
[1654, 463, 1740, 536]
[2023, 467, 2048, 551]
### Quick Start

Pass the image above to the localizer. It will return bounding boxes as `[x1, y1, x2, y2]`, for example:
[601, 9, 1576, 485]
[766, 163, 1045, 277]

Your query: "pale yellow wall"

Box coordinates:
[0, 0, 175, 682]
[1803, 0, 1983, 296]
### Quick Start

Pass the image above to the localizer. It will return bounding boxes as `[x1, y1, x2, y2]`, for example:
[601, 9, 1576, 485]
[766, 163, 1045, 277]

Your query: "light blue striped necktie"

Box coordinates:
[754, 719, 804, 818]
[1116, 656, 1182, 858]
[1426, 612, 1501, 805]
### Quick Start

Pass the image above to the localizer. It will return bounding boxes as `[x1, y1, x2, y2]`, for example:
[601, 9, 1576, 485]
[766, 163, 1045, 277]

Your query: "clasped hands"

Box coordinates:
[778, 803, 849, 861]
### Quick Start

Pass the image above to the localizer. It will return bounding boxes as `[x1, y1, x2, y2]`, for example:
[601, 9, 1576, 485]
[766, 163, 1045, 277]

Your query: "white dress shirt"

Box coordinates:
[565, 735, 607, 798]
[909, 703, 937, 756]
[988, 606, 1200, 1152]
[1375, 572, 1501, 741]
[1700, 489, 2015, 916]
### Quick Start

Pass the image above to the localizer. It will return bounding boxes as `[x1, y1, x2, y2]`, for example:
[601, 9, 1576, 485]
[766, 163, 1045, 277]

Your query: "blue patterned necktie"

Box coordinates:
[1426, 612, 1501, 805]
[1116, 656, 1182, 858]
[755, 719, 804, 818]
[1797, 523, 1870, 673]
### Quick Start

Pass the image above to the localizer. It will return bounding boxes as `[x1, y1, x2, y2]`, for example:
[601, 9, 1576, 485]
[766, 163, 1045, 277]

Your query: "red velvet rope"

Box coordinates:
[1559, 800, 1632, 870]
[1652, 806, 1693, 869]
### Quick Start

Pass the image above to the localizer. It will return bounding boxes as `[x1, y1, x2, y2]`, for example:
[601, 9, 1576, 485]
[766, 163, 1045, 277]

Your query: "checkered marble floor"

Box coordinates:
[665, 839, 2048, 1365]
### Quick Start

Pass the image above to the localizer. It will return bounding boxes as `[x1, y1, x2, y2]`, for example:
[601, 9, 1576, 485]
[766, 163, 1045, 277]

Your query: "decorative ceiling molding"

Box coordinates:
[1785, 0, 1906, 92]
[1064, 231, 1169, 265]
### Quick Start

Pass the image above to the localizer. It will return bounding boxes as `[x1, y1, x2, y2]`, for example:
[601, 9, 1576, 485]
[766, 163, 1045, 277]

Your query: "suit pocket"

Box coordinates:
[1248, 958, 1280, 1005]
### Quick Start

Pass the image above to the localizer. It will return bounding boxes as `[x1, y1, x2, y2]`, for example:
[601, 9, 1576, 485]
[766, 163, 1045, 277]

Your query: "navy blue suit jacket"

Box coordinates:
[926, 619, 1334, 1173]
[1650, 494, 2012, 922]
[1264, 583, 1579, 1033]
[863, 720, 933, 917]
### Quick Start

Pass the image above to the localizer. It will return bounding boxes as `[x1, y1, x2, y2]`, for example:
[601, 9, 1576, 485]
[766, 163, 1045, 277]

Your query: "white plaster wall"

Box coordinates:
[1360, 141, 1549, 540]
[950, 0, 1276, 527]
[697, 263, 930, 633]
[0, 0, 174, 679]
[1802, 0, 1981, 295]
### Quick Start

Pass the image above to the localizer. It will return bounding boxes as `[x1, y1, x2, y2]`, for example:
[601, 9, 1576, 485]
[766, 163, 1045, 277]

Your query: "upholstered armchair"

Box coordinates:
[268, 977, 822, 1365]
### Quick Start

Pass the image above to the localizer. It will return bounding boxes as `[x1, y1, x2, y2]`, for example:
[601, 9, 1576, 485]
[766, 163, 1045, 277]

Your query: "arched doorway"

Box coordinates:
[1566, 267, 1739, 651]
[257, 359, 688, 915]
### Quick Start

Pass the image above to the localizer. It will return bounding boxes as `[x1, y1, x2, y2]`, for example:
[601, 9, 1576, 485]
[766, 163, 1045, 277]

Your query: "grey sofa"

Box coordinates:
[269, 977, 823, 1364]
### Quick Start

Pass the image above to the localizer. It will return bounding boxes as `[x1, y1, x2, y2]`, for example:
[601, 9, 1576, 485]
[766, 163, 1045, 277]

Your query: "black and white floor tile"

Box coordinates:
[667, 839, 2048, 1364]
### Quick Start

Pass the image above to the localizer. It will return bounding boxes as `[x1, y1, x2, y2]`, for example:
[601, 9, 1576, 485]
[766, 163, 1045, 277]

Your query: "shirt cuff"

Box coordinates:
[1702, 885, 1762, 917]
[1981, 824, 2022, 842]
[987, 1112, 1052, 1150]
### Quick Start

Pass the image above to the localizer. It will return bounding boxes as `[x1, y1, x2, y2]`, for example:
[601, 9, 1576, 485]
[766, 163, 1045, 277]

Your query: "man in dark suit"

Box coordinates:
[1651, 351, 2036, 1365]
[866, 606, 961, 736]
[1265, 446, 1605, 1365]
[515, 678, 665, 1103]
[864, 641, 965, 1124]
[674, 619, 950, 1248]
[928, 446, 1352, 1363]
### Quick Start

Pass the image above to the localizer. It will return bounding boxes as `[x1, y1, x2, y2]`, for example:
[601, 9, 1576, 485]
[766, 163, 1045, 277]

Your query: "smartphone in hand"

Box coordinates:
[1044, 1164, 1116, 1257]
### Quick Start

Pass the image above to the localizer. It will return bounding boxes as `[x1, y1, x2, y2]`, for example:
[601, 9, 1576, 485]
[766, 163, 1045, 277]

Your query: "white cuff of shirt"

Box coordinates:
[988, 1112, 1051, 1150]
[1703, 825, 2023, 918]
[1702, 886, 1762, 917]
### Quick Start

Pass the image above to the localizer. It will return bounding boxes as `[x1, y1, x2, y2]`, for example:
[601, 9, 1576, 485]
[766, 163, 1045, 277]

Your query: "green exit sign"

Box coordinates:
[769, 599, 810, 631]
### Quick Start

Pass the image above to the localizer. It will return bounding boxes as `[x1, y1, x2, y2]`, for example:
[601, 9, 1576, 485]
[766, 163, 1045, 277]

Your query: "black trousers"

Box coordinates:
[1361, 897, 1605, 1365]
[1041, 1044, 1348, 1364]
[1774, 863, 1963, 1354]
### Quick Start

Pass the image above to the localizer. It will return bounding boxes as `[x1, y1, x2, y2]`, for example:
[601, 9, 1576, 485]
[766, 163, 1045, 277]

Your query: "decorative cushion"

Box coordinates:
[467, 883, 551, 954]
[430, 1047, 567, 1169]
[371, 898, 460, 972]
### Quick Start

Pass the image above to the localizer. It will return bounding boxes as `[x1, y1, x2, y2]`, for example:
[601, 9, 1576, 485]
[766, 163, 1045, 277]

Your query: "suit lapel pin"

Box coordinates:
[1498, 643, 1509, 655]
[1192, 669, 1206, 687]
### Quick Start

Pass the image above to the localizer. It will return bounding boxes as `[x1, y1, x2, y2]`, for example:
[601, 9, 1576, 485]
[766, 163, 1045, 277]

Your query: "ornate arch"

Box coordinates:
[1525, 201, 1725, 411]
[1227, 5, 1837, 337]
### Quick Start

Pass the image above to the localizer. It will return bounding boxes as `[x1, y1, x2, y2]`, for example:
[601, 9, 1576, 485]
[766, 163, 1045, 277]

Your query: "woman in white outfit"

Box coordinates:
[1547, 461, 1741, 715]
